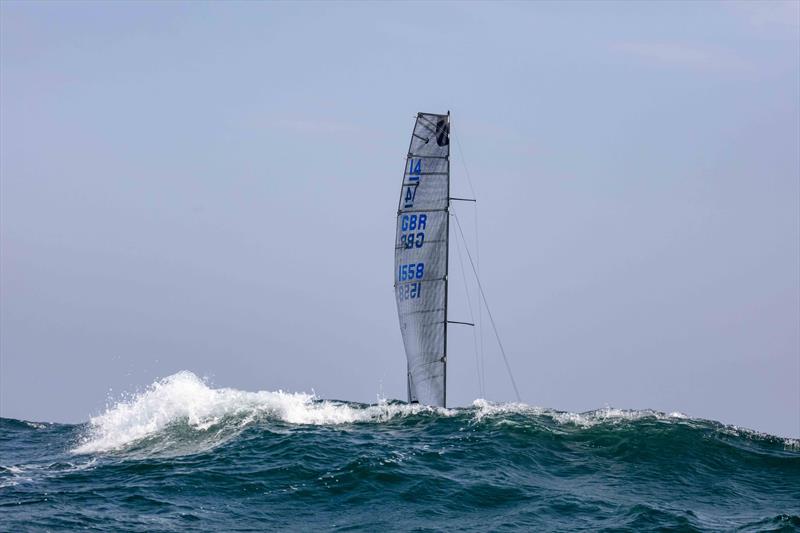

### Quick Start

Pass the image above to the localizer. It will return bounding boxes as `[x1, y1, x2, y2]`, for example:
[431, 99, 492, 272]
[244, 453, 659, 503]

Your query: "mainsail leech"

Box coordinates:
[395, 112, 450, 407]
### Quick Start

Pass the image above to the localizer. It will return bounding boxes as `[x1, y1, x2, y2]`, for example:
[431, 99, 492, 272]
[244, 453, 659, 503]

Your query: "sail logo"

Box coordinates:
[435, 118, 449, 147]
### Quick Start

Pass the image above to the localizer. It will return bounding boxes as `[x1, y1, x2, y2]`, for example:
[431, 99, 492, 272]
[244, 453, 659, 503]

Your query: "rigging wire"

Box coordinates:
[453, 128, 477, 199]
[453, 128, 486, 397]
[452, 207, 522, 403]
[452, 218, 485, 399]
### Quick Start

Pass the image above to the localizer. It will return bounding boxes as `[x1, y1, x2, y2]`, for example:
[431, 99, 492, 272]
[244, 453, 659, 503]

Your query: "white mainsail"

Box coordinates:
[395, 112, 450, 407]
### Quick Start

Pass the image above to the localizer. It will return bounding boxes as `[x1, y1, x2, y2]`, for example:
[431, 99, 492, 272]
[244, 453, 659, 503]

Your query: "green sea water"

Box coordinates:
[1, 371, 798, 531]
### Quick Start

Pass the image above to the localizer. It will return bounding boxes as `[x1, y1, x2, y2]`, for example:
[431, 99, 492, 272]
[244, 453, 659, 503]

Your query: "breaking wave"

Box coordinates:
[73, 371, 447, 454]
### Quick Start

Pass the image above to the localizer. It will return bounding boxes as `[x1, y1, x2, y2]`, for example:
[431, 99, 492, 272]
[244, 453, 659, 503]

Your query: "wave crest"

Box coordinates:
[73, 371, 445, 454]
[72, 371, 798, 455]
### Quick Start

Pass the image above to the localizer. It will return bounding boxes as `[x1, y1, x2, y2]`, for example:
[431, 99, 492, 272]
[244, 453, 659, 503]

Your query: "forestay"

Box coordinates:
[395, 112, 450, 407]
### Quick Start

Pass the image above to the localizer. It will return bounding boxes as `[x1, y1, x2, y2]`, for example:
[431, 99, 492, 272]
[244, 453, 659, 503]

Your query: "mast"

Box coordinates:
[443, 110, 450, 408]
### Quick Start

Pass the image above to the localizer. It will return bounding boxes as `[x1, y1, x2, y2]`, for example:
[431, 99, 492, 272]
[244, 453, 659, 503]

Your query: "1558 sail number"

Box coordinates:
[398, 262, 424, 281]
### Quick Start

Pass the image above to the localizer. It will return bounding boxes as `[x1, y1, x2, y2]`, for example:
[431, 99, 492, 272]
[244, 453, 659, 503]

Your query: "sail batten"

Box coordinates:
[395, 112, 450, 407]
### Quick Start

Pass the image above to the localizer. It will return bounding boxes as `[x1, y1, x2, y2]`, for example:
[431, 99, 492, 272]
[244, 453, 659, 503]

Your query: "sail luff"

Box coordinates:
[443, 110, 450, 408]
[400, 115, 420, 403]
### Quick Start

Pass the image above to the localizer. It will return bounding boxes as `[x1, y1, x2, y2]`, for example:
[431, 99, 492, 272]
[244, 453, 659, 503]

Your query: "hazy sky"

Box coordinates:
[1, 1, 798, 437]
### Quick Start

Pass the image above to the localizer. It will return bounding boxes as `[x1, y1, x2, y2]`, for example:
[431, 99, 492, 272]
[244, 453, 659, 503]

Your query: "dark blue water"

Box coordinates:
[1, 372, 798, 531]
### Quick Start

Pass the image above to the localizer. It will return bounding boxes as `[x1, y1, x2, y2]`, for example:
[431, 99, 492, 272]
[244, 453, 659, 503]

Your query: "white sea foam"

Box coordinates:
[73, 371, 447, 454]
[0, 459, 98, 487]
[471, 399, 691, 427]
[0, 465, 29, 488]
[471, 398, 544, 420]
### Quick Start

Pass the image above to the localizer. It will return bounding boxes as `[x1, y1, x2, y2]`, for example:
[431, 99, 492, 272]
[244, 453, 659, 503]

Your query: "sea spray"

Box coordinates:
[75, 371, 449, 454]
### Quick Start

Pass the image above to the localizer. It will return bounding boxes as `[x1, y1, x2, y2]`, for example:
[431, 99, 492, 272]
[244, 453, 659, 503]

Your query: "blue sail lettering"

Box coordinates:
[400, 231, 425, 249]
[397, 282, 422, 301]
[408, 159, 422, 182]
[403, 186, 417, 208]
[402, 214, 426, 231]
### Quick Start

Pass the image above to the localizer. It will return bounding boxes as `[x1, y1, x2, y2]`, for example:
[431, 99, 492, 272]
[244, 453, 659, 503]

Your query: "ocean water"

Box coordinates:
[1, 371, 798, 532]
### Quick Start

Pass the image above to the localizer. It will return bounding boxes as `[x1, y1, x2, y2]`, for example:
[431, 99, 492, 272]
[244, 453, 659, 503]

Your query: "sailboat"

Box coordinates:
[395, 112, 522, 408]
[394, 111, 454, 407]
